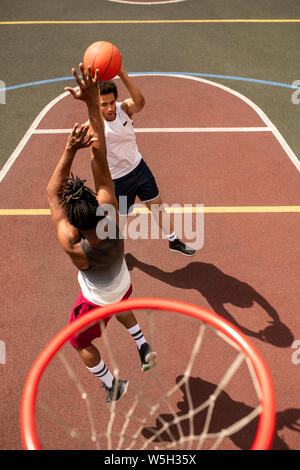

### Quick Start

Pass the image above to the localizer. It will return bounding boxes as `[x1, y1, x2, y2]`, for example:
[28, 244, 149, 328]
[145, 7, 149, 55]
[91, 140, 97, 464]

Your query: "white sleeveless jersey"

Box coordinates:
[104, 102, 142, 179]
[78, 258, 131, 306]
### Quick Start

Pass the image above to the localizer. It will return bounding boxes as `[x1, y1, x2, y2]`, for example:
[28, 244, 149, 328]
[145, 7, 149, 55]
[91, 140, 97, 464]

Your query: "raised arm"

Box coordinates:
[118, 64, 145, 118]
[65, 64, 117, 209]
[47, 123, 96, 229]
[46, 123, 100, 269]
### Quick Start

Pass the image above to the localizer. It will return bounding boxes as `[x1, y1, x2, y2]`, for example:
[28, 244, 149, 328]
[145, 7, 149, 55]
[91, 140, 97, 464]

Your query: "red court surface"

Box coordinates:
[1, 75, 299, 450]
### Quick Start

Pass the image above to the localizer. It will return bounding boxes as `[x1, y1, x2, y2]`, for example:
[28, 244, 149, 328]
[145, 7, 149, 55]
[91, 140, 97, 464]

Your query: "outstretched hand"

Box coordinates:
[65, 63, 99, 103]
[66, 123, 97, 151]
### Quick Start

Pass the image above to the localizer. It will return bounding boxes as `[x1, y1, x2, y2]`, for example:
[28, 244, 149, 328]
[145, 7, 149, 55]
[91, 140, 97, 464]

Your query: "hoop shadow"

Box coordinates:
[141, 375, 300, 450]
[125, 254, 294, 348]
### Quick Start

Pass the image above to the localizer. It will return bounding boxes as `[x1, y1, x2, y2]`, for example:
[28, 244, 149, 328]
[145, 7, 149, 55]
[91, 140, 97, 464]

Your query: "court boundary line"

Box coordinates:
[2, 73, 300, 92]
[1, 19, 300, 25]
[0, 73, 299, 186]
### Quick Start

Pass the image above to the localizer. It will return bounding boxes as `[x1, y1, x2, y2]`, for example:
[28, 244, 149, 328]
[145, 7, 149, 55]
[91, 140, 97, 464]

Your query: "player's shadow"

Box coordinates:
[141, 375, 300, 450]
[125, 254, 294, 348]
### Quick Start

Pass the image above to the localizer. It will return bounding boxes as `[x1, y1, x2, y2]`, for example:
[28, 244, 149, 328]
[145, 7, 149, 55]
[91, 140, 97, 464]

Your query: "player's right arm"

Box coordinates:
[65, 64, 118, 214]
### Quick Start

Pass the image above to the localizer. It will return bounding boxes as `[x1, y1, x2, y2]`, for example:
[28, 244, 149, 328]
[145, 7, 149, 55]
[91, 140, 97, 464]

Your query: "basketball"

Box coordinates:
[83, 41, 122, 81]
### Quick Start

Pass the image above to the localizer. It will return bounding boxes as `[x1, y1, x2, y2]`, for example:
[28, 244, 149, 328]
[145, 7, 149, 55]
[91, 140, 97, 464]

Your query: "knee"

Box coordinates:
[145, 196, 163, 210]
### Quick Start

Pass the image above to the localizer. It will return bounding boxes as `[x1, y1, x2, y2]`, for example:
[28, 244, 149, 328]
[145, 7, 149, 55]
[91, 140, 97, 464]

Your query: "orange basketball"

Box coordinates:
[83, 41, 122, 81]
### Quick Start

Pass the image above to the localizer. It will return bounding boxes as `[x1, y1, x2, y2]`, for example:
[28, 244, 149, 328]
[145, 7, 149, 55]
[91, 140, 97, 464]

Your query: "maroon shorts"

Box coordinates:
[69, 284, 132, 349]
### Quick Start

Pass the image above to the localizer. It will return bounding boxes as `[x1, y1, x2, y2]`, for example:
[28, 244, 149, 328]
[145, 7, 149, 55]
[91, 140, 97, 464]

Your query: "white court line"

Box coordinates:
[106, 0, 186, 4]
[1, 74, 299, 184]
[0, 91, 70, 184]
[32, 127, 271, 134]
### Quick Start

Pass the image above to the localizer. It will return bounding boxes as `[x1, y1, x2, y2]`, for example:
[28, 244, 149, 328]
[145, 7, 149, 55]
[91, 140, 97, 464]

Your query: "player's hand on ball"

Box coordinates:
[117, 60, 125, 77]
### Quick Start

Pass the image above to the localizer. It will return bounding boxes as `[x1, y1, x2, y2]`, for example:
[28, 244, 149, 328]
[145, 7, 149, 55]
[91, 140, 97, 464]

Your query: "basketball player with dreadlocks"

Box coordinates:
[47, 64, 156, 405]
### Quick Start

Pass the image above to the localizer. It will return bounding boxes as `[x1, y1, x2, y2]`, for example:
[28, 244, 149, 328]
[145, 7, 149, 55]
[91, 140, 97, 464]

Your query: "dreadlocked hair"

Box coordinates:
[58, 174, 101, 230]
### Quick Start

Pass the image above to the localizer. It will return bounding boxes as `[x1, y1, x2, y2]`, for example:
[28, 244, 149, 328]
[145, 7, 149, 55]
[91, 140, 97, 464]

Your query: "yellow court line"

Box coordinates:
[135, 206, 300, 214]
[0, 206, 299, 215]
[1, 19, 300, 25]
[0, 209, 51, 215]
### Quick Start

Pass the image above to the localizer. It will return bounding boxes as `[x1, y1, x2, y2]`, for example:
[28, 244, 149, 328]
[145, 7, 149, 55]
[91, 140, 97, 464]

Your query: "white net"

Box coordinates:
[32, 305, 270, 450]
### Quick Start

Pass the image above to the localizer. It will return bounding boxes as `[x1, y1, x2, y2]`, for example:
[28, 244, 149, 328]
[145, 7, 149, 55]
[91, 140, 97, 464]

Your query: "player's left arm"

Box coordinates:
[118, 64, 145, 118]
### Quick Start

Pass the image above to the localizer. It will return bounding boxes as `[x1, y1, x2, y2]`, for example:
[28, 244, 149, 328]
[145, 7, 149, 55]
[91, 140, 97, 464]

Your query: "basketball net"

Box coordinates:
[20, 298, 276, 450]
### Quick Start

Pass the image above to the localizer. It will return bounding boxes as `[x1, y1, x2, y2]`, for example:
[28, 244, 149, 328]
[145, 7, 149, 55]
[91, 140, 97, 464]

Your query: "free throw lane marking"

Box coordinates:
[1, 207, 299, 216]
[1, 73, 299, 186]
[0, 90, 70, 184]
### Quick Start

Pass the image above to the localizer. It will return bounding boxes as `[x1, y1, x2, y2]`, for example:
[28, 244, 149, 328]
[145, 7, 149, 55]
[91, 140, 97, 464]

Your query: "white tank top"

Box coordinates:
[78, 258, 131, 306]
[104, 102, 142, 179]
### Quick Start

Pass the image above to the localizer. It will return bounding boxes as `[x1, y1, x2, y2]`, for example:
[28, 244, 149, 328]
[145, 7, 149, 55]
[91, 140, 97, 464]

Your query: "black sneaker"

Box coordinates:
[169, 239, 196, 256]
[138, 343, 157, 372]
[102, 378, 129, 404]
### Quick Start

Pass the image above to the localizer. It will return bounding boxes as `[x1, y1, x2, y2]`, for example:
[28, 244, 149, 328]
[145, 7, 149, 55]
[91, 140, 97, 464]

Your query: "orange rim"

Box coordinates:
[20, 297, 276, 450]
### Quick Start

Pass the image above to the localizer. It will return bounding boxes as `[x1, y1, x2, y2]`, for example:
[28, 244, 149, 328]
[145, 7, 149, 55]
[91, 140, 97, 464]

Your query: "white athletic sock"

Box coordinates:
[166, 231, 177, 242]
[87, 359, 114, 388]
[128, 323, 146, 350]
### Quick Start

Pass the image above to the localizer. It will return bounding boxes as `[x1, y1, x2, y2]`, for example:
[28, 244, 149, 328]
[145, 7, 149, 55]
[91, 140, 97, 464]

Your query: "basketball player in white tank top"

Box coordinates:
[98, 64, 196, 257]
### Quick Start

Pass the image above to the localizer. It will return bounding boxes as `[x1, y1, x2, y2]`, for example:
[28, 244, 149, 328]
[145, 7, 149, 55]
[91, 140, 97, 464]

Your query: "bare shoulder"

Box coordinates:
[56, 220, 89, 270]
[56, 219, 80, 251]
[120, 99, 133, 118]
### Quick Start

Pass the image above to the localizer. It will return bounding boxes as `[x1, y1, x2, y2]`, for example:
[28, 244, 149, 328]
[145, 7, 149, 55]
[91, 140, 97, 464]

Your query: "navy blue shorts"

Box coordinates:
[113, 159, 159, 214]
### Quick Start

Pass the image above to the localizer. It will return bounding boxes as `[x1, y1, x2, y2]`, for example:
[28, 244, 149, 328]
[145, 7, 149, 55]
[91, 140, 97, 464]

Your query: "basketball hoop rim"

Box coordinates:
[20, 297, 276, 450]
